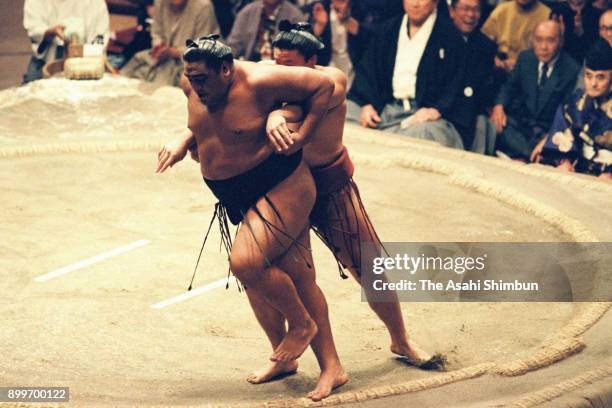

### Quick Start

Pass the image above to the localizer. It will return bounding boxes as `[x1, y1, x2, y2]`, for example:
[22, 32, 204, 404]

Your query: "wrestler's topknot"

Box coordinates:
[272, 20, 325, 60]
[183, 34, 234, 71]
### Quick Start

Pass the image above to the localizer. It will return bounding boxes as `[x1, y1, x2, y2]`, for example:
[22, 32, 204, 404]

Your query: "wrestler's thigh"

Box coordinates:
[231, 161, 316, 270]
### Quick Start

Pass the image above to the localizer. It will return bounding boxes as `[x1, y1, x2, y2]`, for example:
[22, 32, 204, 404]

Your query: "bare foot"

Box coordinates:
[307, 366, 349, 401]
[391, 339, 446, 370]
[246, 360, 298, 384]
[270, 319, 317, 362]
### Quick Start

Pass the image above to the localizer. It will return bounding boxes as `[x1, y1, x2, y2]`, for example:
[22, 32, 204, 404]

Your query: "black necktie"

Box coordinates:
[539, 63, 549, 88]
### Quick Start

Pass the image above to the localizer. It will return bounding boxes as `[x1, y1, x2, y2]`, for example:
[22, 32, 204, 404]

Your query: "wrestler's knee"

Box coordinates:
[229, 251, 267, 288]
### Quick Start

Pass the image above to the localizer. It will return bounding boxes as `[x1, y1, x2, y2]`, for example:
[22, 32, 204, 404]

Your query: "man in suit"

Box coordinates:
[227, 0, 304, 61]
[491, 20, 581, 160]
[346, 0, 466, 148]
[448, 0, 497, 152]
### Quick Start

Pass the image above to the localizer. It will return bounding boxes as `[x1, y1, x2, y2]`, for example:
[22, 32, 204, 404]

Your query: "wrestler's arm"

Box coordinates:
[266, 67, 346, 151]
[267, 105, 303, 151]
[325, 66, 348, 110]
[156, 77, 198, 173]
[258, 65, 334, 153]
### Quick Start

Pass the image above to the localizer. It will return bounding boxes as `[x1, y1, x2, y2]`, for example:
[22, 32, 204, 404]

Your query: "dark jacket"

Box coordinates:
[348, 14, 466, 123]
[495, 48, 581, 131]
[544, 1, 602, 63]
[449, 30, 497, 146]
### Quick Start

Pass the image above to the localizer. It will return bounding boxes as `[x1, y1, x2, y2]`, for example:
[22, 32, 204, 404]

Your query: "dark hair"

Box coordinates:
[450, 0, 483, 8]
[585, 38, 612, 71]
[183, 34, 233, 71]
[272, 20, 324, 60]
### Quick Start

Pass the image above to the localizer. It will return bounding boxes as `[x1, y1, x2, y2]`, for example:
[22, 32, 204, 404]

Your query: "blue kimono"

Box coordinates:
[542, 90, 612, 175]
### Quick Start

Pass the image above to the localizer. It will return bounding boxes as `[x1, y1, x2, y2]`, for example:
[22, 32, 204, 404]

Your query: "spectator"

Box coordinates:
[227, 0, 304, 61]
[212, 0, 252, 38]
[539, 39, 612, 178]
[347, 0, 467, 149]
[449, 0, 498, 152]
[592, 0, 611, 12]
[337, 0, 405, 25]
[492, 20, 581, 160]
[121, 0, 220, 86]
[307, 0, 373, 87]
[548, 0, 604, 63]
[482, 0, 551, 73]
[600, 9, 612, 47]
[22, 0, 109, 83]
[107, 0, 154, 69]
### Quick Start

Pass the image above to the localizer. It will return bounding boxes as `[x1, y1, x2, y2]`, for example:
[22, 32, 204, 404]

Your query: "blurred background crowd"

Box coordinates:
[14, 0, 612, 177]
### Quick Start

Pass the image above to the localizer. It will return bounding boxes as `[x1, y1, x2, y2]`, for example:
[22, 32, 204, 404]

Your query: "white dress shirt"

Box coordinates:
[392, 11, 437, 101]
[23, 0, 109, 62]
[537, 54, 559, 86]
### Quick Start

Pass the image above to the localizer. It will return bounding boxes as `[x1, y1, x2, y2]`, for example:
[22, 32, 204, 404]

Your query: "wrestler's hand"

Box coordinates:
[156, 139, 188, 173]
[491, 104, 507, 133]
[359, 104, 381, 128]
[278, 131, 304, 156]
[267, 111, 294, 152]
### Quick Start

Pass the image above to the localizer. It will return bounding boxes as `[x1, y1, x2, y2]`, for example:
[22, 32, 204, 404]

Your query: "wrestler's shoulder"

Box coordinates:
[236, 60, 274, 84]
[316, 66, 347, 87]
[240, 60, 297, 88]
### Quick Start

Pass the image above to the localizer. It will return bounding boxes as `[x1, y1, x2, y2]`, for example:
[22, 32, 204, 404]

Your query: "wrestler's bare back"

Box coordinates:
[298, 66, 347, 168]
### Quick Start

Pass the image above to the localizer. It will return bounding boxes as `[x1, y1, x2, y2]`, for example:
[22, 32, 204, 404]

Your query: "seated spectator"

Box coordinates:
[347, 0, 467, 149]
[592, 0, 611, 12]
[600, 9, 612, 47]
[547, 0, 603, 63]
[121, 0, 220, 86]
[328, 0, 405, 25]
[227, 0, 304, 61]
[492, 20, 581, 161]
[107, 0, 154, 69]
[307, 0, 373, 87]
[539, 39, 611, 179]
[449, 0, 498, 153]
[212, 0, 252, 38]
[482, 0, 550, 73]
[22, 0, 109, 83]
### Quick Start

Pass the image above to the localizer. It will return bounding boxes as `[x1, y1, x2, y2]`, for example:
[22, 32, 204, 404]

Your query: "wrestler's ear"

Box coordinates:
[220, 61, 231, 76]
